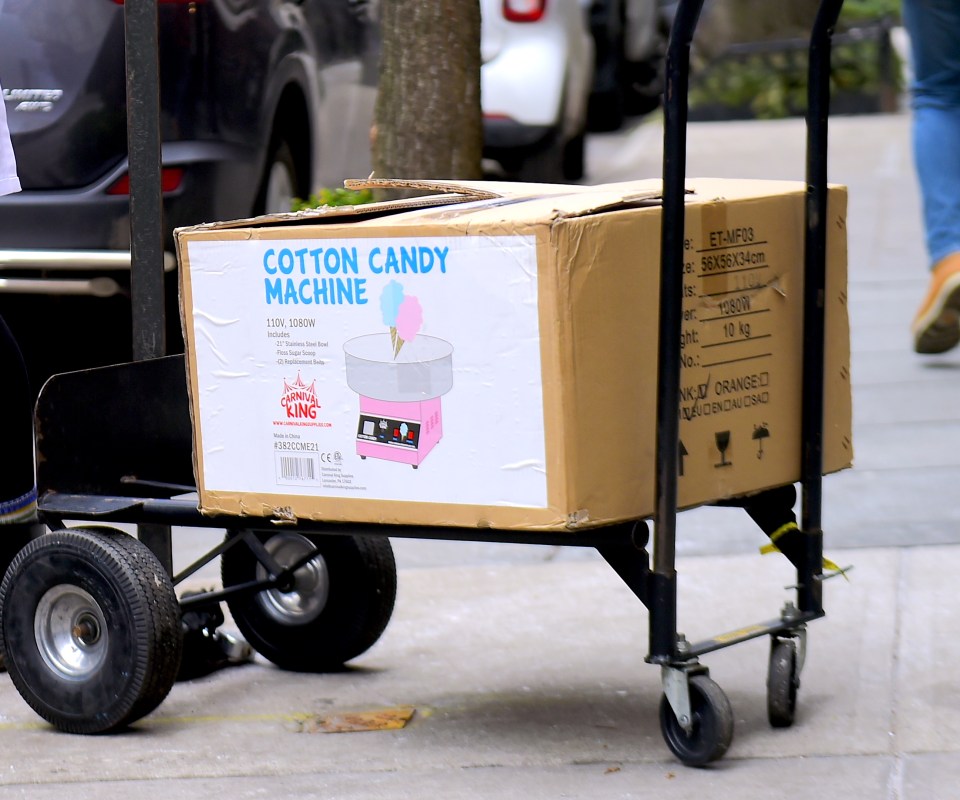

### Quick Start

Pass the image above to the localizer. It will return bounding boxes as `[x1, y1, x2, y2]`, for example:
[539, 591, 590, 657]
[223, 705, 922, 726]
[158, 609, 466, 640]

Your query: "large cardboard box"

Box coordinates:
[175, 177, 851, 531]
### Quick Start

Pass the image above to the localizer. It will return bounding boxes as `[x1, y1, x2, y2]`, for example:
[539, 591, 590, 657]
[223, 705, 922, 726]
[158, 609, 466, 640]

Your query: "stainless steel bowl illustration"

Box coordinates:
[344, 333, 454, 402]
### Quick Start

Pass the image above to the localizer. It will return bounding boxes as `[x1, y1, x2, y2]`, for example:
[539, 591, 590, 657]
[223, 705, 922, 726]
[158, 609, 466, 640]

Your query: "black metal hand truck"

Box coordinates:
[0, 0, 846, 766]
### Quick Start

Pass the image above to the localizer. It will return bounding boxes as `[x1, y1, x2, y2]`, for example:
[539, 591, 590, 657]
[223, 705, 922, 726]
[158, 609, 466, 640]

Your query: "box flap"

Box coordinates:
[175, 176, 822, 240]
[173, 180, 500, 238]
[343, 177, 506, 199]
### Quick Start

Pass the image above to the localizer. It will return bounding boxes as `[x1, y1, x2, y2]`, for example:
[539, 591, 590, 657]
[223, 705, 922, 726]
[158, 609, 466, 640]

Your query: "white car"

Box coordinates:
[481, 0, 595, 182]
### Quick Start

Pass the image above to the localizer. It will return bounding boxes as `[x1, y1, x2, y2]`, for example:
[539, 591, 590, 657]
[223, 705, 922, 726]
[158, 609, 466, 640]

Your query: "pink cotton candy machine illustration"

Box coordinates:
[344, 332, 454, 468]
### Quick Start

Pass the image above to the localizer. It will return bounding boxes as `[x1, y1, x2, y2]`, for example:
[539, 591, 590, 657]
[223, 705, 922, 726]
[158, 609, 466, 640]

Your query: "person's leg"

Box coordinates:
[904, 0, 960, 353]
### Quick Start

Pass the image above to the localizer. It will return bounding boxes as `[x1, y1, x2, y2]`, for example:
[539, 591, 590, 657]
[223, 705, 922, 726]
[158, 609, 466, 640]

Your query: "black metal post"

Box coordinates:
[800, 0, 845, 614]
[124, 0, 172, 572]
[649, 0, 704, 663]
[124, 0, 166, 362]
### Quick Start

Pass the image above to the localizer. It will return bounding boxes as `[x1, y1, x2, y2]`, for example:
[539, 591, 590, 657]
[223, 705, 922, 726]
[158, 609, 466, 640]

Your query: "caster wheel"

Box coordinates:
[222, 531, 396, 672]
[0, 527, 183, 733]
[659, 674, 734, 766]
[767, 636, 800, 728]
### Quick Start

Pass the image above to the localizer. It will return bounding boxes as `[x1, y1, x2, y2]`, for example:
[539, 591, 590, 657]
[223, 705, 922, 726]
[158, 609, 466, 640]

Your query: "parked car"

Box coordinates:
[588, 0, 671, 131]
[480, 0, 595, 182]
[0, 0, 378, 390]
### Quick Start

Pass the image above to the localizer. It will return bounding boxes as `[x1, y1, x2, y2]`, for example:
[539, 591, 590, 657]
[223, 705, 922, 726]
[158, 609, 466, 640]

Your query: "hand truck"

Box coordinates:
[0, 0, 846, 766]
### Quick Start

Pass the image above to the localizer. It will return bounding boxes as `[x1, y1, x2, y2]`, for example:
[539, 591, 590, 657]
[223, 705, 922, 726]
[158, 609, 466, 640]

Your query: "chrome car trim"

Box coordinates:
[0, 276, 124, 297]
[0, 249, 176, 272]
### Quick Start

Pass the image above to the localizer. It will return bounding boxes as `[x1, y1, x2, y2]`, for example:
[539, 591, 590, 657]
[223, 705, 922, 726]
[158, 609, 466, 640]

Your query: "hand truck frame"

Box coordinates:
[0, 0, 846, 766]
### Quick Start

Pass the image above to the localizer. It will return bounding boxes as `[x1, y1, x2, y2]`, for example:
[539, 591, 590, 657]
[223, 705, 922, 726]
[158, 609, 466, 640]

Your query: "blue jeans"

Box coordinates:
[903, 0, 960, 267]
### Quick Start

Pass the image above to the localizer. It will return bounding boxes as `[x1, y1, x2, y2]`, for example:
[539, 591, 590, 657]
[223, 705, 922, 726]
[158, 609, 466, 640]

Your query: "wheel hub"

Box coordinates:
[34, 585, 109, 681]
[72, 612, 101, 646]
[255, 533, 329, 626]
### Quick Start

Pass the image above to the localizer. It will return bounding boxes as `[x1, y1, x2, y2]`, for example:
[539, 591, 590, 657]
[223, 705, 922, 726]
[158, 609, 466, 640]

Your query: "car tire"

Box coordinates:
[517, 144, 564, 183]
[623, 56, 664, 116]
[256, 137, 307, 215]
[562, 130, 586, 181]
[588, 86, 626, 133]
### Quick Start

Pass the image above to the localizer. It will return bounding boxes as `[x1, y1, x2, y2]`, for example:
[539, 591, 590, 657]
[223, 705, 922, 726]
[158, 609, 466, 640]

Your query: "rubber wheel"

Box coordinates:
[256, 138, 305, 215]
[767, 637, 800, 728]
[514, 129, 567, 183]
[221, 531, 396, 672]
[0, 523, 41, 581]
[562, 130, 586, 182]
[0, 527, 183, 734]
[659, 674, 734, 766]
[587, 87, 626, 133]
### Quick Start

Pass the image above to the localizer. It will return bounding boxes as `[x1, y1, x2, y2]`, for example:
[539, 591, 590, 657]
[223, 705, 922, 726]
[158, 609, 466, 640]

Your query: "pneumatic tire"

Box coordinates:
[222, 531, 396, 672]
[0, 527, 183, 734]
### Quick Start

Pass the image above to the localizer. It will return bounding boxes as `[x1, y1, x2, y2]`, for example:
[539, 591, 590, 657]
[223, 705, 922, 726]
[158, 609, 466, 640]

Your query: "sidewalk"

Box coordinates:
[1, 112, 959, 799]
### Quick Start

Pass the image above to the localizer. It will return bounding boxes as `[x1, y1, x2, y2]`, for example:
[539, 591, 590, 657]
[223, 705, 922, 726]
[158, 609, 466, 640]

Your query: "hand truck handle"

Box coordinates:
[800, 0, 845, 614]
[653, 0, 706, 578]
[650, 0, 846, 655]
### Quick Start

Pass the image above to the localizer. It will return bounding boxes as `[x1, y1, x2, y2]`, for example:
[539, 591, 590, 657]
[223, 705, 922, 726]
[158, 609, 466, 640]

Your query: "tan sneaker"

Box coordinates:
[913, 253, 960, 354]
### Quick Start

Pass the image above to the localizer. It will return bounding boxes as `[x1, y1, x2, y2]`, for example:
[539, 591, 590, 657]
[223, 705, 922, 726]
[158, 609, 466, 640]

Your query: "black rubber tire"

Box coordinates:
[221, 531, 397, 672]
[587, 87, 626, 133]
[255, 138, 307, 215]
[562, 130, 586, 182]
[0, 523, 42, 582]
[623, 56, 664, 117]
[514, 131, 567, 184]
[659, 674, 734, 766]
[767, 637, 800, 728]
[0, 527, 183, 734]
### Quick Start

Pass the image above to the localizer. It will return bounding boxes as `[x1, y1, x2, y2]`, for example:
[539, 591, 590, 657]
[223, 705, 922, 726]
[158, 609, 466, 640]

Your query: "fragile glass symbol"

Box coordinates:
[715, 431, 732, 467]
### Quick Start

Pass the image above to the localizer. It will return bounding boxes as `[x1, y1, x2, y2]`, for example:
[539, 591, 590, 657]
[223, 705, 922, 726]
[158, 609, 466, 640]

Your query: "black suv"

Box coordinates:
[0, 0, 378, 389]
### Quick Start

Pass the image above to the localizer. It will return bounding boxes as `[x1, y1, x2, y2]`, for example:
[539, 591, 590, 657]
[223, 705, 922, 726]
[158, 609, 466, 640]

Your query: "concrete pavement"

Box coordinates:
[2, 110, 959, 798]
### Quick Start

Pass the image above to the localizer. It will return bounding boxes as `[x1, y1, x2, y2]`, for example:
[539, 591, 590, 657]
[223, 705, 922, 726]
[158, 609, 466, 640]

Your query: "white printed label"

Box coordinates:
[186, 234, 548, 508]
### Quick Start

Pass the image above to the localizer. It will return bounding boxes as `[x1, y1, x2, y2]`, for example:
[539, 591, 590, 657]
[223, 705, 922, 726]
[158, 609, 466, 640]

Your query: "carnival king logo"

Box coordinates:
[281, 373, 322, 420]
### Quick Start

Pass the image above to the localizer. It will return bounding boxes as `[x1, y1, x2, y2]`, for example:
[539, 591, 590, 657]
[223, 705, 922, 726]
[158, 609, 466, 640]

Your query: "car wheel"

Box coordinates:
[623, 56, 664, 117]
[514, 131, 567, 183]
[588, 86, 626, 133]
[257, 138, 306, 215]
[562, 130, 586, 181]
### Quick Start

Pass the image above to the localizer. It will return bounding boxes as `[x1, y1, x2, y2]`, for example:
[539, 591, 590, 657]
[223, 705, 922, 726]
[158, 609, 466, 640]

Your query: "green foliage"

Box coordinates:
[291, 187, 374, 211]
[689, 13, 903, 120]
[841, 0, 901, 24]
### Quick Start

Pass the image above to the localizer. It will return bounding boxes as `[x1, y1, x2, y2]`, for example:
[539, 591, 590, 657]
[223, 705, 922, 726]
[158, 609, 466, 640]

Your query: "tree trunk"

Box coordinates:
[373, 0, 483, 183]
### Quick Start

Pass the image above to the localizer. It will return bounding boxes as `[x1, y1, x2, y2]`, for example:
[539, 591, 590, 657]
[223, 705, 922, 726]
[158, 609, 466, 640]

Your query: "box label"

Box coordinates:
[675, 213, 804, 496]
[186, 234, 548, 508]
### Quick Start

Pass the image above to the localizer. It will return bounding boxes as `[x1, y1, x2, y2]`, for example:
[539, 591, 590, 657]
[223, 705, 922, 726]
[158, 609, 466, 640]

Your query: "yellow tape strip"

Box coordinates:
[759, 522, 798, 555]
[759, 522, 849, 580]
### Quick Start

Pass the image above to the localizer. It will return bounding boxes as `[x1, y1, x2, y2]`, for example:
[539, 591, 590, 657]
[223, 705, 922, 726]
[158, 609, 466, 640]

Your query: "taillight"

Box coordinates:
[107, 167, 184, 195]
[503, 0, 547, 22]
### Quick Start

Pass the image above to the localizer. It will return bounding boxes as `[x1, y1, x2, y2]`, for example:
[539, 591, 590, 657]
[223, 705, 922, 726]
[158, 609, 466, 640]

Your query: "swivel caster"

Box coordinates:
[767, 634, 802, 728]
[659, 671, 734, 766]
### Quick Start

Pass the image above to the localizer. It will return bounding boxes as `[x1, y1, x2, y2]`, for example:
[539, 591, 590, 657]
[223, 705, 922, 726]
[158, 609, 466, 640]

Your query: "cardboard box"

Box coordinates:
[175, 177, 851, 531]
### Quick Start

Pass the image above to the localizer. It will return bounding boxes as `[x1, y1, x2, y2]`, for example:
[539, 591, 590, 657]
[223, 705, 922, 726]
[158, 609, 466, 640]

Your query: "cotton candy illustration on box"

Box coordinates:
[343, 282, 454, 468]
[394, 295, 423, 358]
[380, 279, 405, 355]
